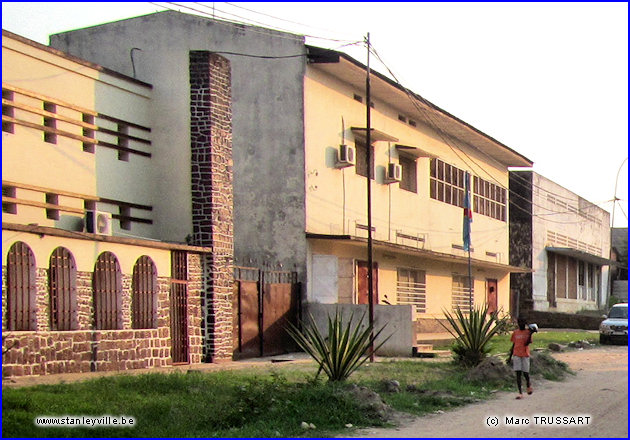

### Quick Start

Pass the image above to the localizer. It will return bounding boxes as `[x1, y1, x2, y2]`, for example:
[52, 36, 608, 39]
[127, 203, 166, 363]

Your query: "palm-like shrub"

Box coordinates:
[287, 310, 390, 382]
[440, 304, 501, 367]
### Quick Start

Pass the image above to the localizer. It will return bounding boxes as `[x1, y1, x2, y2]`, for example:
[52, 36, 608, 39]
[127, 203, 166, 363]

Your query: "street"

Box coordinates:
[347, 345, 628, 438]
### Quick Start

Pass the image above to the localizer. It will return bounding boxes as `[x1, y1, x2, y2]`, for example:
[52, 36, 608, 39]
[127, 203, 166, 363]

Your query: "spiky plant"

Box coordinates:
[440, 304, 501, 367]
[287, 310, 390, 382]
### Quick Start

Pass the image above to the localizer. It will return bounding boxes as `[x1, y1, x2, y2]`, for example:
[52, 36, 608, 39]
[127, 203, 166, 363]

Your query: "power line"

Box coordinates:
[366, 43, 610, 225]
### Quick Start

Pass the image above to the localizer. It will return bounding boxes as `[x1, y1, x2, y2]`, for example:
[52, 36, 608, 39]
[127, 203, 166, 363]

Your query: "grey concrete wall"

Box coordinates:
[304, 303, 414, 357]
[50, 11, 307, 283]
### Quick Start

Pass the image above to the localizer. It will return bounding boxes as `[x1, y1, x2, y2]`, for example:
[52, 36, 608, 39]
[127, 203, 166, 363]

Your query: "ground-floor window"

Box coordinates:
[452, 274, 474, 312]
[396, 268, 426, 314]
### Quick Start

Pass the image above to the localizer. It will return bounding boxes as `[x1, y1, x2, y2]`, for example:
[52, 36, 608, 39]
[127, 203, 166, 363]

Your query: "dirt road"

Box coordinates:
[346, 345, 628, 438]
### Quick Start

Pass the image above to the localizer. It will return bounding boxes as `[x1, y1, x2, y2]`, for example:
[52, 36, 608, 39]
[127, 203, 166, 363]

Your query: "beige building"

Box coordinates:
[510, 171, 612, 314]
[304, 48, 533, 332]
[2, 30, 234, 376]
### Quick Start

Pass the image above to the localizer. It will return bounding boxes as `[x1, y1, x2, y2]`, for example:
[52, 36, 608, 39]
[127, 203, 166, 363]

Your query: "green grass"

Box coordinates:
[2, 330, 588, 438]
[434, 330, 599, 355]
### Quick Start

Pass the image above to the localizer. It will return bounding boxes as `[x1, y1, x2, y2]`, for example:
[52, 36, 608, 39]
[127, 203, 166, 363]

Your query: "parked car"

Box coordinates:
[599, 303, 628, 344]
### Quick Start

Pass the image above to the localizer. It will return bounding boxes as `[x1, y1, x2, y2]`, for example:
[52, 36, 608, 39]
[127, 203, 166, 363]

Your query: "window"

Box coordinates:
[132, 256, 158, 329]
[92, 252, 122, 330]
[2, 89, 15, 133]
[2, 185, 17, 214]
[473, 176, 507, 221]
[6, 242, 37, 331]
[397, 268, 426, 314]
[45, 193, 60, 220]
[399, 156, 417, 193]
[430, 158, 465, 208]
[355, 141, 374, 179]
[117, 123, 129, 161]
[43, 102, 57, 144]
[452, 274, 474, 312]
[49, 247, 77, 331]
[82, 113, 95, 153]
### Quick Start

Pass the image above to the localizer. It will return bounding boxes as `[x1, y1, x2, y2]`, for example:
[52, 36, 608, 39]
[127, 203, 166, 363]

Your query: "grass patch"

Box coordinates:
[433, 330, 599, 355]
[3, 331, 591, 437]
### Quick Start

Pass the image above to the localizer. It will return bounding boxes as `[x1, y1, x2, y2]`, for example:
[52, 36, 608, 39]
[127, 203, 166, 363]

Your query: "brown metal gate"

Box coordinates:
[233, 267, 299, 360]
[170, 251, 189, 364]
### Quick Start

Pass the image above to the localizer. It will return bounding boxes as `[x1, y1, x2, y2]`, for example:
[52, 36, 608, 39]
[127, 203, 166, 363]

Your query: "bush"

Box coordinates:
[441, 304, 502, 368]
[286, 310, 390, 382]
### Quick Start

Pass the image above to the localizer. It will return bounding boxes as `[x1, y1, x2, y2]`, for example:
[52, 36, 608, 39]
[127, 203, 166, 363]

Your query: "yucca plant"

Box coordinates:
[287, 310, 390, 382]
[440, 304, 501, 367]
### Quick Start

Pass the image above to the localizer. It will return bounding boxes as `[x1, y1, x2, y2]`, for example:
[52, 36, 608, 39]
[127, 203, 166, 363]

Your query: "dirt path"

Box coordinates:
[344, 345, 628, 438]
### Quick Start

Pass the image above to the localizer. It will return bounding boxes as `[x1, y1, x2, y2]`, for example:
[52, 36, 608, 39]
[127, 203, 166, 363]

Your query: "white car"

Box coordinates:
[599, 303, 628, 345]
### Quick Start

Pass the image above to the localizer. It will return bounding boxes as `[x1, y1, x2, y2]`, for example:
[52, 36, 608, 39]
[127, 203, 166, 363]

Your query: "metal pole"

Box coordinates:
[606, 157, 627, 307]
[366, 33, 375, 362]
[468, 248, 473, 313]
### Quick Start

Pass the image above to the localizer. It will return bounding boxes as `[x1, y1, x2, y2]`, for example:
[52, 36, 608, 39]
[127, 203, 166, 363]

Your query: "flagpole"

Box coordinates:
[468, 247, 473, 313]
[463, 171, 473, 313]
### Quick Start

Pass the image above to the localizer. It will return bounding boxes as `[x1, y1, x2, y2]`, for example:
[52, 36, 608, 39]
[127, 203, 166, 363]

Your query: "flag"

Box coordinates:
[463, 171, 473, 252]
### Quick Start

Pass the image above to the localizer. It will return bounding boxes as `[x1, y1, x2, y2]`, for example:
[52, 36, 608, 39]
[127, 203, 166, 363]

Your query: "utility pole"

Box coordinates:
[606, 157, 627, 308]
[365, 32, 375, 362]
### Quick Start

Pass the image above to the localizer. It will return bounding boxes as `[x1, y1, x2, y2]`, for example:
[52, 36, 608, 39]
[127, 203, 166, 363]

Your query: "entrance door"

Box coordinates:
[357, 261, 378, 305]
[486, 279, 498, 314]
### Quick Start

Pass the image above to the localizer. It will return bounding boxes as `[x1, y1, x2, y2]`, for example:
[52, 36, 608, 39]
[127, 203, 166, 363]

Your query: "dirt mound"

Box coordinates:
[465, 351, 571, 383]
[466, 356, 512, 383]
[343, 384, 393, 421]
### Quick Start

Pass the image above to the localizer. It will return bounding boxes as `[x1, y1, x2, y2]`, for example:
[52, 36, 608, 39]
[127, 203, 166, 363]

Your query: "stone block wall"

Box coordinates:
[2, 251, 204, 377]
[189, 51, 234, 362]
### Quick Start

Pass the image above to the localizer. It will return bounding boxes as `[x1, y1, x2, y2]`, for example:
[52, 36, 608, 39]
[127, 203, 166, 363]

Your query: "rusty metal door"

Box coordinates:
[232, 277, 262, 360]
[233, 267, 298, 359]
[170, 251, 189, 364]
[261, 271, 298, 356]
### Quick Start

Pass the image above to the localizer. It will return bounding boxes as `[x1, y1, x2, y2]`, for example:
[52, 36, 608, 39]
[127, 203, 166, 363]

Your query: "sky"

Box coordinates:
[2, 2, 628, 227]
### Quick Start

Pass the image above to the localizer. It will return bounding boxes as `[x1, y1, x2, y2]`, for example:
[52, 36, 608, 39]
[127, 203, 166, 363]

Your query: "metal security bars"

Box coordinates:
[92, 252, 122, 330]
[6, 242, 37, 331]
[49, 247, 77, 331]
[132, 256, 157, 329]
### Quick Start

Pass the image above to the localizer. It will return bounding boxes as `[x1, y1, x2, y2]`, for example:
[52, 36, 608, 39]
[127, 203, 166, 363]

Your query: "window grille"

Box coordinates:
[396, 268, 426, 314]
[7, 242, 37, 331]
[49, 247, 77, 331]
[92, 252, 122, 330]
[132, 256, 157, 329]
[452, 274, 474, 312]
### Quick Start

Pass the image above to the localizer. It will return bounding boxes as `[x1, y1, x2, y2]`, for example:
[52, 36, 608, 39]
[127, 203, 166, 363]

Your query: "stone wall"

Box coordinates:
[189, 51, 234, 362]
[526, 310, 602, 330]
[2, 253, 204, 378]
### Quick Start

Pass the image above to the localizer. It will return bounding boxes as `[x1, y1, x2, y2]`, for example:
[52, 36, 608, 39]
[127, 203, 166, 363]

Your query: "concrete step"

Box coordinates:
[412, 346, 452, 358]
[416, 332, 456, 348]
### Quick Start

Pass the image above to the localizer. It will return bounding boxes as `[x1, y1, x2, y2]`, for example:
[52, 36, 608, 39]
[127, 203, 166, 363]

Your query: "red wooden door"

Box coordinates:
[486, 278, 498, 314]
[357, 261, 378, 305]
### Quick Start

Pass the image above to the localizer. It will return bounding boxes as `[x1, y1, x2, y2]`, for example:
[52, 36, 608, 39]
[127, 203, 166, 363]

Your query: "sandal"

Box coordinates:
[516, 394, 523, 400]
[527, 386, 533, 395]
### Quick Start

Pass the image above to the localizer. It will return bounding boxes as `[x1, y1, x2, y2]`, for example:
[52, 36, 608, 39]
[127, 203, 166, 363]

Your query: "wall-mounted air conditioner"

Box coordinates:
[385, 163, 402, 183]
[85, 210, 113, 236]
[335, 144, 356, 168]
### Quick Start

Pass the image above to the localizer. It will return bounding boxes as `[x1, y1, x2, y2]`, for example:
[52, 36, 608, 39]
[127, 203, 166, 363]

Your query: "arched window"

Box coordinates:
[49, 247, 77, 331]
[132, 256, 157, 329]
[92, 252, 122, 330]
[6, 242, 37, 331]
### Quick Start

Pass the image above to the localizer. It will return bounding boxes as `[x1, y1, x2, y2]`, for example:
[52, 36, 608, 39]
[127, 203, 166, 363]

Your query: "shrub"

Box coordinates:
[441, 304, 502, 367]
[287, 310, 390, 382]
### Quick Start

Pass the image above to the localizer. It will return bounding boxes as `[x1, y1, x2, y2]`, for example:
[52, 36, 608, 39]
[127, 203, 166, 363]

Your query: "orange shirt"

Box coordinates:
[511, 329, 531, 357]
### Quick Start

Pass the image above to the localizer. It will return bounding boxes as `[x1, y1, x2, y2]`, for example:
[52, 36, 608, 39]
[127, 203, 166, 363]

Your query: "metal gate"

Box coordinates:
[232, 267, 300, 360]
[170, 251, 189, 364]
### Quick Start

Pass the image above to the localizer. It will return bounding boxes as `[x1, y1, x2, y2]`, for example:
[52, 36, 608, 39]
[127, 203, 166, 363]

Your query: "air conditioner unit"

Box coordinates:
[385, 163, 402, 183]
[335, 144, 356, 168]
[85, 210, 113, 235]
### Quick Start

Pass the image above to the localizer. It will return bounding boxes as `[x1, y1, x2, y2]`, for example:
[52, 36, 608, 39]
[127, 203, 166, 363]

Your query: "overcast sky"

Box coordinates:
[3, 2, 628, 227]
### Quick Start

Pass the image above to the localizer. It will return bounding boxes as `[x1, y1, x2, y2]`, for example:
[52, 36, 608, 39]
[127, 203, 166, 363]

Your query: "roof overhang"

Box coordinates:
[546, 247, 615, 266]
[395, 144, 437, 159]
[307, 46, 533, 168]
[307, 233, 532, 273]
[351, 127, 398, 143]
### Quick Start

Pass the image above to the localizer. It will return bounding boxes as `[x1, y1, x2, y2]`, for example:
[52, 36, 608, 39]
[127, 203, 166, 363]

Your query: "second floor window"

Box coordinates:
[355, 141, 374, 179]
[399, 156, 417, 193]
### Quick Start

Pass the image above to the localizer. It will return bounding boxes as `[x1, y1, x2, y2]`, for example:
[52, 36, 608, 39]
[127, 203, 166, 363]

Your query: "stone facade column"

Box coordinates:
[189, 51, 234, 362]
